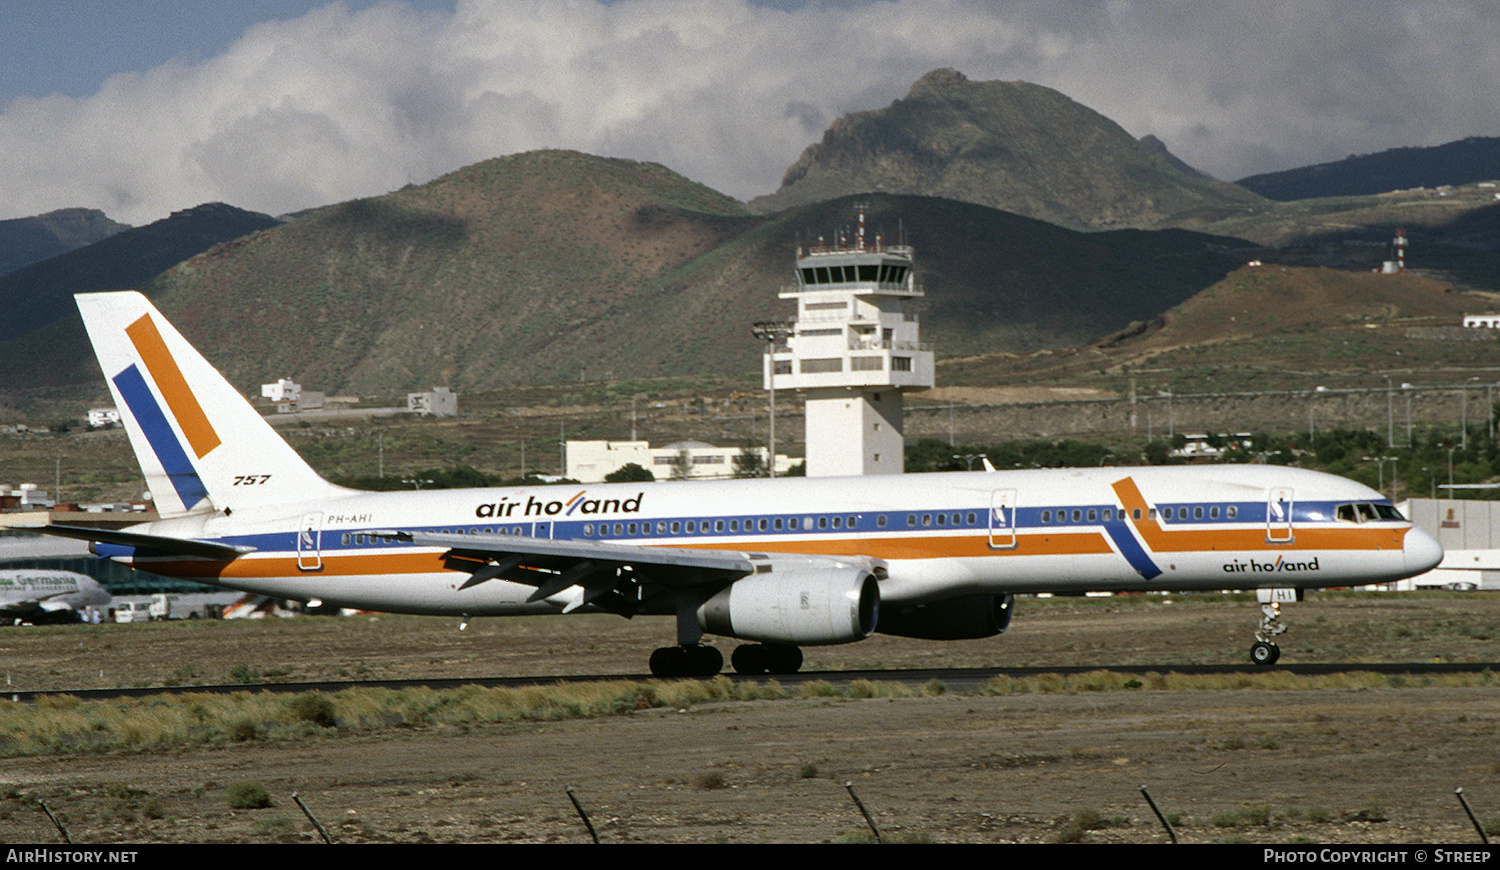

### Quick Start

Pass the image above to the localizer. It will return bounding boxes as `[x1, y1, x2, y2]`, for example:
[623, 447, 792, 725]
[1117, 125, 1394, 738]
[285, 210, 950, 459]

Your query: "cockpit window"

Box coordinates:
[1336, 502, 1405, 523]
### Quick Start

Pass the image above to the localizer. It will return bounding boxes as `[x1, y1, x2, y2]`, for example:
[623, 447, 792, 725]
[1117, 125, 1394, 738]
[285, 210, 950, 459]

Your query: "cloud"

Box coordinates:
[3, 0, 1500, 225]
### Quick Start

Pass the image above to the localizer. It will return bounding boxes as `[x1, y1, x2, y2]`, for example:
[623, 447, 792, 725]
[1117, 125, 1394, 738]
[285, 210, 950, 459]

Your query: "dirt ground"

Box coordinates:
[3, 593, 1500, 844]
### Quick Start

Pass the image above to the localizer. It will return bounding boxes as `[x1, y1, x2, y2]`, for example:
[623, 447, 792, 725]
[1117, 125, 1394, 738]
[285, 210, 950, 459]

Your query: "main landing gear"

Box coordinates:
[646, 643, 806, 678]
[730, 643, 803, 675]
[649, 594, 805, 678]
[649, 644, 723, 678]
[1249, 588, 1298, 666]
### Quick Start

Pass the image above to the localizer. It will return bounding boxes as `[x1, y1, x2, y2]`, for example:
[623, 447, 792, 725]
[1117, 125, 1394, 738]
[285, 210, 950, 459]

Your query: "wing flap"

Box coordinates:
[381, 530, 756, 615]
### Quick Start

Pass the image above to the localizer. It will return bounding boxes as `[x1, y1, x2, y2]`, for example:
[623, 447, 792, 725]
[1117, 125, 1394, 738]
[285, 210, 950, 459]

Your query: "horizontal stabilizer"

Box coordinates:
[40, 524, 254, 559]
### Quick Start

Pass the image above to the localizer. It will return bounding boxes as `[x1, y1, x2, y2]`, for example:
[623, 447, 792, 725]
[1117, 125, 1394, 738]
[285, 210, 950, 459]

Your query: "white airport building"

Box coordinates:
[763, 207, 934, 477]
[408, 387, 458, 417]
[565, 440, 795, 483]
[1399, 497, 1500, 589]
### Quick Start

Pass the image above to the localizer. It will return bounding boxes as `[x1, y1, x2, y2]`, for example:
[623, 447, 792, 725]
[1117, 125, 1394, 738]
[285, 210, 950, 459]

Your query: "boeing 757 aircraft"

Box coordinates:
[46, 292, 1443, 676]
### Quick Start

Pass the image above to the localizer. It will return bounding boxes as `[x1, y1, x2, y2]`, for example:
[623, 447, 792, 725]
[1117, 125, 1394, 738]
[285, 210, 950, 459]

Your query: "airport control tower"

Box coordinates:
[764, 207, 934, 476]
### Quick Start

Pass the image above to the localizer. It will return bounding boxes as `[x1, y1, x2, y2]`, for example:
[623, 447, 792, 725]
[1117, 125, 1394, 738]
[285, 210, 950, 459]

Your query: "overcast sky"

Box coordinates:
[4, 0, 1499, 226]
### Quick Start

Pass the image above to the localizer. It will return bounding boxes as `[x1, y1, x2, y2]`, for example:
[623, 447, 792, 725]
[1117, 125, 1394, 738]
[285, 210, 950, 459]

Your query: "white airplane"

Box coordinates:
[0, 569, 110, 624]
[45, 291, 1443, 675]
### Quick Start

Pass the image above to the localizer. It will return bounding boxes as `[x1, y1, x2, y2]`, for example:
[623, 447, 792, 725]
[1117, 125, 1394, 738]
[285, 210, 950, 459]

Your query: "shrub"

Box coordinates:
[286, 693, 337, 728]
[226, 782, 273, 809]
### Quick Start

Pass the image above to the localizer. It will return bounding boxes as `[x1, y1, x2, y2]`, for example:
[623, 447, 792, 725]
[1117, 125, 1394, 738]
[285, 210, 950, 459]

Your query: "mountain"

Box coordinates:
[750, 69, 1264, 230]
[1237, 137, 1500, 200]
[130, 152, 759, 396]
[0, 151, 1251, 401]
[0, 203, 281, 343]
[0, 208, 128, 278]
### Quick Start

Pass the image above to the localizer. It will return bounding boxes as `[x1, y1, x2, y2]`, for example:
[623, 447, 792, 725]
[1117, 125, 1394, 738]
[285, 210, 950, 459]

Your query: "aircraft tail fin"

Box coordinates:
[75, 291, 349, 518]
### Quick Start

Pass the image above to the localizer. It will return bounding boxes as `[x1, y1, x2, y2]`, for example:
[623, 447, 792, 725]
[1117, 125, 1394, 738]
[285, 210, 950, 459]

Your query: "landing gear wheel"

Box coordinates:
[731, 644, 804, 675]
[1250, 641, 1281, 666]
[649, 644, 724, 678]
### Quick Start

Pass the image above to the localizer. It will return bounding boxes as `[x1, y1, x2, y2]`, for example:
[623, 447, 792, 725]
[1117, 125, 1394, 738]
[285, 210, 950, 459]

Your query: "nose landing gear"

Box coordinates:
[1249, 588, 1298, 666]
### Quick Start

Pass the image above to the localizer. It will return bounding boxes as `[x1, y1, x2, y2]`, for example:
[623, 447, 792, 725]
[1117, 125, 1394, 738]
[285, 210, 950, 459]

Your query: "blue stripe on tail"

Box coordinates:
[113, 364, 210, 510]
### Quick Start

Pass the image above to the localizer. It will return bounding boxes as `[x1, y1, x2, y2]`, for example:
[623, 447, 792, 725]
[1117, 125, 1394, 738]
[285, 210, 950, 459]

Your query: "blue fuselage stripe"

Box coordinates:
[1102, 518, 1162, 579]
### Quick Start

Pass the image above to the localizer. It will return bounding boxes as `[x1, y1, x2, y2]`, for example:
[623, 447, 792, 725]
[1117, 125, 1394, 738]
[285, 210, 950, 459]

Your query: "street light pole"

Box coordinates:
[1403, 383, 1414, 447]
[752, 320, 794, 478]
[1383, 375, 1394, 449]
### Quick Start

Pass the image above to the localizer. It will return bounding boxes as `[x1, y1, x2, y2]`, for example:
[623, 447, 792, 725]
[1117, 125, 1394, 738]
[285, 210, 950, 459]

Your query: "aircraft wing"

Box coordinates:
[0, 595, 85, 624]
[0, 598, 45, 621]
[384, 530, 757, 615]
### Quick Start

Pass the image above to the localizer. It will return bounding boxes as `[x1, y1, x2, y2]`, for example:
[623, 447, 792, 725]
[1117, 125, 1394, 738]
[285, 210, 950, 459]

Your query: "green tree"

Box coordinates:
[605, 463, 655, 483]
[733, 448, 765, 478]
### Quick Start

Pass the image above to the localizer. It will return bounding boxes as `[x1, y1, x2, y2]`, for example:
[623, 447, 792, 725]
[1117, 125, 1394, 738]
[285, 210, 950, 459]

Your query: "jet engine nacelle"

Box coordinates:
[876, 593, 1014, 640]
[698, 561, 879, 645]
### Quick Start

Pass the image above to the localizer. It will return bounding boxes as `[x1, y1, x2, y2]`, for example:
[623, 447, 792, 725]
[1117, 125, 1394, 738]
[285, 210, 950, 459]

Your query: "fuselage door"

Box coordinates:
[989, 489, 1018, 550]
[297, 512, 324, 571]
[1266, 487, 1295, 544]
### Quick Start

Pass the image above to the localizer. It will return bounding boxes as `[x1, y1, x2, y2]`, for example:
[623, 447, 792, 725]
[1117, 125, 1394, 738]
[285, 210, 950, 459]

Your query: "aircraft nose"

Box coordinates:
[1404, 527, 1444, 575]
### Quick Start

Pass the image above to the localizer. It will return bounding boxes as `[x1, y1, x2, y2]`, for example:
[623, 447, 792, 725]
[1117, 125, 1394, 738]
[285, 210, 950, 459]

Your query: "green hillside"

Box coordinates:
[1, 151, 1244, 403]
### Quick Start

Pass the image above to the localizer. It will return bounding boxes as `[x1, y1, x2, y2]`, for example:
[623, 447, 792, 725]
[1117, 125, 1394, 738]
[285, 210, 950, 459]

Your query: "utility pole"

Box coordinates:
[752, 320, 794, 478]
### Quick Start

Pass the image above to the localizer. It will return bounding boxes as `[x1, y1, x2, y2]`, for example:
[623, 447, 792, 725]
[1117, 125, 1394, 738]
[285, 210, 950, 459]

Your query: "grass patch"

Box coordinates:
[2, 669, 1497, 759]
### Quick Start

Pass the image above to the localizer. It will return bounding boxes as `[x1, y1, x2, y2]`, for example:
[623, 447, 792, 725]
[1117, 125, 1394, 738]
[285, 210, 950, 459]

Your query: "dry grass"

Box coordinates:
[3, 665, 1497, 760]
